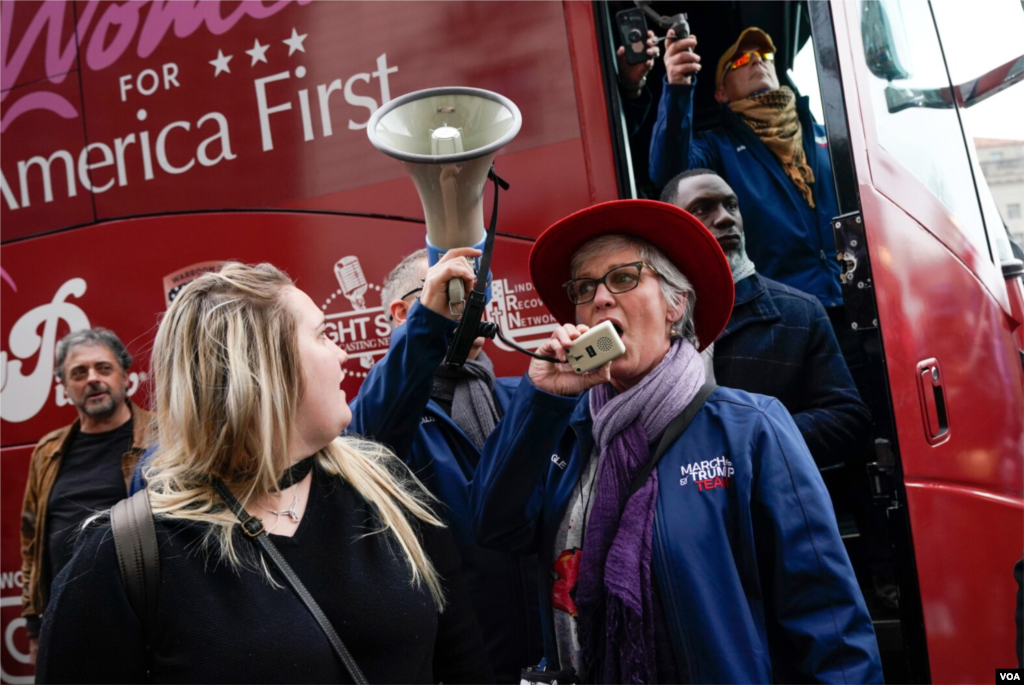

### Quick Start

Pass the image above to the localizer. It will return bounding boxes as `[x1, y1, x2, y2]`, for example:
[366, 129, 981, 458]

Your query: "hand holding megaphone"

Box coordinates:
[421, 247, 481, 320]
[367, 86, 521, 365]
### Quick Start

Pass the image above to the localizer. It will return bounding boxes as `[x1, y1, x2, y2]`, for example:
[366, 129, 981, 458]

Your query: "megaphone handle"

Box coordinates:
[448, 278, 465, 305]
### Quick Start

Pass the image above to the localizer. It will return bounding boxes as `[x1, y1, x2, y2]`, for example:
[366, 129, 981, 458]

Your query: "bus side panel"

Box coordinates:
[0, 75, 94, 239]
[1, 1, 588, 242]
[0, 446, 33, 685]
[860, 185, 1024, 681]
[861, 191, 1024, 496]
[902, 483, 1023, 680]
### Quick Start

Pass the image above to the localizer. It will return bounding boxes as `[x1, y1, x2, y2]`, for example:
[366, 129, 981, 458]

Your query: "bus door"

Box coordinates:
[813, 1, 1024, 682]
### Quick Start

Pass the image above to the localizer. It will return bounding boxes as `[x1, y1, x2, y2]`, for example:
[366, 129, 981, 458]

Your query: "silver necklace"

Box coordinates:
[269, 495, 301, 523]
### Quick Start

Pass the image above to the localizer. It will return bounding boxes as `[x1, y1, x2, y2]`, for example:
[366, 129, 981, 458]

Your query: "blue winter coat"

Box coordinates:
[649, 78, 844, 308]
[350, 302, 543, 682]
[715, 273, 870, 470]
[470, 376, 883, 684]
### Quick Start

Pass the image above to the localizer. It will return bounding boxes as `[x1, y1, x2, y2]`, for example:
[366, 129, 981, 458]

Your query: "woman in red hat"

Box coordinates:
[471, 199, 882, 684]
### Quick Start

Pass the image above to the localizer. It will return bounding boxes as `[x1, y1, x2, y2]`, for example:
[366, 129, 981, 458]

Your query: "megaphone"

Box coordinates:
[367, 87, 522, 308]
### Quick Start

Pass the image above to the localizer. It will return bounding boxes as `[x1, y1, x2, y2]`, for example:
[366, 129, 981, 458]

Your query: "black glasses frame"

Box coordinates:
[398, 286, 424, 301]
[387, 286, 424, 322]
[562, 261, 660, 305]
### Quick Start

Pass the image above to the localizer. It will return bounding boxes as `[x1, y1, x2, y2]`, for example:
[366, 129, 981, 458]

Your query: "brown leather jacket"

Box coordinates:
[19, 402, 153, 637]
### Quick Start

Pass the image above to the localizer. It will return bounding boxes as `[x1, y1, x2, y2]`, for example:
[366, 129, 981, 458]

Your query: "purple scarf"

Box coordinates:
[576, 340, 705, 684]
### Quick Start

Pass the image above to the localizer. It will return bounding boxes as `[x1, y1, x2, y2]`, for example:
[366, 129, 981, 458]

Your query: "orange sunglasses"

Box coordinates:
[727, 50, 775, 72]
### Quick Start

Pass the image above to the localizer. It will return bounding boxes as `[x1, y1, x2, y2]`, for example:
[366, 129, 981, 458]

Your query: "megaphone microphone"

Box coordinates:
[368, 87, 522, 366]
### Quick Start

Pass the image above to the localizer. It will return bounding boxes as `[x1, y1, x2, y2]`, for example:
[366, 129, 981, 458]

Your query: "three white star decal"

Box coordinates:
[212, 30, 307, 76]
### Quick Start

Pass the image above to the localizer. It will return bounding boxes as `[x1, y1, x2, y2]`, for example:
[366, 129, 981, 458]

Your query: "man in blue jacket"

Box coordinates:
[349, 249, 542, 683]
[470, 199, 882, 683]
[650, 27, 844, 316]
[662, 168, 871, 477]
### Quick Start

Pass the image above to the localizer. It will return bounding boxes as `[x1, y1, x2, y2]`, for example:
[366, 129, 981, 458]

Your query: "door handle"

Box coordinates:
[915, 359, 949, 444]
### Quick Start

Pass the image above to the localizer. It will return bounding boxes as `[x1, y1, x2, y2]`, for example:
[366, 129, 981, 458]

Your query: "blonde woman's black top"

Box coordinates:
[36, 464, 494, 684]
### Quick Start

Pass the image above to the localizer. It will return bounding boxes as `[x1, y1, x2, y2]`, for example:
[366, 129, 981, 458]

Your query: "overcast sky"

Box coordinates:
[791, 0, 1023, 142]
[933, 0, 1024, 142]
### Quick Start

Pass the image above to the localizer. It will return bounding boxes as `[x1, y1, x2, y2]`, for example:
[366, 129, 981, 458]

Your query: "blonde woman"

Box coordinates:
[36, 257, 493, 684]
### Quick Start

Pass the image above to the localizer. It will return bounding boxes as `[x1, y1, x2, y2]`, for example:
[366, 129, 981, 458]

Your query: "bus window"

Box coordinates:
[930, 0, 1024, 87]
[931, 0, 1024, 256]
[787, 38, 824, 126]
[859, 0, 990, 261]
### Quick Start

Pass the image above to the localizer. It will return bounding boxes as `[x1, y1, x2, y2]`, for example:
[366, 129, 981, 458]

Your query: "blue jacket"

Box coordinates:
[471, 377, 883, 684]
[715, 273, 870, 470]
[649, 78, 844, 308]
[350, 302, 542, 683]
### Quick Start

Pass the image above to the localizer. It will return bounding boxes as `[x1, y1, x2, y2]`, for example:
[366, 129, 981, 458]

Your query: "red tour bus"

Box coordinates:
[1, 1, 1021, 682]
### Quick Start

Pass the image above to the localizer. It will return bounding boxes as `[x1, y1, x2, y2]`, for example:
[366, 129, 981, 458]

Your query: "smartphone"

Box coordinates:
[615, 8, 649, 65]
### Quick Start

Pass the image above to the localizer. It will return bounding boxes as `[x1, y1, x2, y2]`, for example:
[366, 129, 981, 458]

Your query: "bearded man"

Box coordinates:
[19, 328, 152, 663]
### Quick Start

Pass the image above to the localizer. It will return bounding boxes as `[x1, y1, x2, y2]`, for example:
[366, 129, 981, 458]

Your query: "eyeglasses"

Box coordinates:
[399, 286, 423, 301]
[387, 286, 423, 322]
[563, 262, 660, 305]
[726, 50, 774, 72]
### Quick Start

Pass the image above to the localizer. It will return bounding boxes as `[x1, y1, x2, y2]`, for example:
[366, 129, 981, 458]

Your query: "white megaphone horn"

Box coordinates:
[367, 87, 522, 306]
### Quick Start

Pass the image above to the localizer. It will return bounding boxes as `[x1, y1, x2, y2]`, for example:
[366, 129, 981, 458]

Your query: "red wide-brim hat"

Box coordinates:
[529, 199, 734, 351]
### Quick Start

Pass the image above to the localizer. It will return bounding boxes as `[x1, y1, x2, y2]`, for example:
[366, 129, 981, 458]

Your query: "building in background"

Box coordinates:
[975, 138, 1024, 248]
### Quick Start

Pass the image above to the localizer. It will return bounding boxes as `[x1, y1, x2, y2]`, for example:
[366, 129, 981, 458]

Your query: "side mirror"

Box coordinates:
[861, 0, 911, 82]
[884, 85, 954, 113]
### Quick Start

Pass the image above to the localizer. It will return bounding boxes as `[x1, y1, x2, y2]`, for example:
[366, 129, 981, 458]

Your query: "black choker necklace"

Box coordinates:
[278, 455, 315, 490]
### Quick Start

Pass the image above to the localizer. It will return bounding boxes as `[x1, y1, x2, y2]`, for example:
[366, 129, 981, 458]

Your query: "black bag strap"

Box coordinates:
[110, 490, 160, 645]
[210, 477, 369, 685]
[626, 382, 717, 498]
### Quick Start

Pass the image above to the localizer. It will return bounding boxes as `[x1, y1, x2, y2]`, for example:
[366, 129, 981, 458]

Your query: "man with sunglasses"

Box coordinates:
[648, 28, 849, 365]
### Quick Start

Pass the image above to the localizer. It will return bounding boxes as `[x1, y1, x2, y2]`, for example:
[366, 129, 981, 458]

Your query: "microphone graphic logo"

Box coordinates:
[335, 256, 368, 310]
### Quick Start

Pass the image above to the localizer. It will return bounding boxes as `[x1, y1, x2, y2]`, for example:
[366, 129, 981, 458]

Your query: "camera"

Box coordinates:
[666, 13, 689, 42]
[615, 8, 649, 65]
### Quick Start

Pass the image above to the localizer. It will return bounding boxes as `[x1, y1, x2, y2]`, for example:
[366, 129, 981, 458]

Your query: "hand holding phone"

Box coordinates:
[616, 8, 649, 65]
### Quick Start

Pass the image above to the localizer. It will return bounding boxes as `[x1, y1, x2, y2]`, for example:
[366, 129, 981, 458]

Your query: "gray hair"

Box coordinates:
[381, 248, 428, 328]
[55, 327, 133, 383]
[570, 234, 698, 346]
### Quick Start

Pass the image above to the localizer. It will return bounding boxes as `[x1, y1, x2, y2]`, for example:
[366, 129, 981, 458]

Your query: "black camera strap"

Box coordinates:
[210, 477, 369, 685]
[475, 167, 506, 298]
[444, 167, 508, 367]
